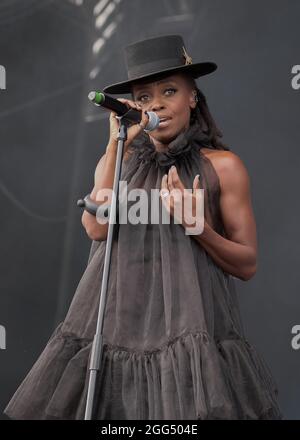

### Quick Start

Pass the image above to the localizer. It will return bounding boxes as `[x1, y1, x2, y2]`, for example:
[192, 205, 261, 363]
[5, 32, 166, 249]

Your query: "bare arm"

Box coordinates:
[81, 97, 149, 241]
[192, 151, 258, 281]
[81, 142, 118, 241]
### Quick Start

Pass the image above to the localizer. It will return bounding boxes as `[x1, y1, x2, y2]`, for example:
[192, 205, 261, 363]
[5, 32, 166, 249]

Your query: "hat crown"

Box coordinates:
[124, 35, 193, 80]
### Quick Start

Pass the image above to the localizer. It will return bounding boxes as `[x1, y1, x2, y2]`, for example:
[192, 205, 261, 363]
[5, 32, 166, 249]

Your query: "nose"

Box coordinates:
[148, 97, 165, 112]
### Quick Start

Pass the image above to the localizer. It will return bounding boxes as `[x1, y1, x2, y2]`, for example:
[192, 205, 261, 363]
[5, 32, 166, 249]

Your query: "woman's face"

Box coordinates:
[131, 73, 197, 144]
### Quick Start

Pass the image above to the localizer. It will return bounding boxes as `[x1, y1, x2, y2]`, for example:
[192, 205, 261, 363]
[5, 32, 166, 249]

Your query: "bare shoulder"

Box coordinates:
[200, 148, 250, 190]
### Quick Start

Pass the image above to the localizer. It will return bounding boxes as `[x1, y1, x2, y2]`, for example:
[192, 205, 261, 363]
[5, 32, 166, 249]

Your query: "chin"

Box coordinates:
[152, 129, 181, 144]
[152, 134, 175, 145]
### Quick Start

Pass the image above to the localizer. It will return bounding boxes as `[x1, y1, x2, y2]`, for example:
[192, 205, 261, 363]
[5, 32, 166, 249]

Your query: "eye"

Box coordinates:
[165, 87, 177, 96]
[136, 88, 177, 103]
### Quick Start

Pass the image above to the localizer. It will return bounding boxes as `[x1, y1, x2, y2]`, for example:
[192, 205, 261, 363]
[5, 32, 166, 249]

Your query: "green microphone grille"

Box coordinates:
[88, 91, 104, 105]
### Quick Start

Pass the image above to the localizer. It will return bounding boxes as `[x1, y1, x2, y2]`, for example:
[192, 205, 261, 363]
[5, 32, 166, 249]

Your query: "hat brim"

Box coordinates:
[102, 62, 217, 95]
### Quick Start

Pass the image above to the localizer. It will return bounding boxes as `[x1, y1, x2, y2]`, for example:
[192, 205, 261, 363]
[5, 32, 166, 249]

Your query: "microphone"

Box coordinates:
[77, 194, 119, 221]
[88, 91, 160, 132]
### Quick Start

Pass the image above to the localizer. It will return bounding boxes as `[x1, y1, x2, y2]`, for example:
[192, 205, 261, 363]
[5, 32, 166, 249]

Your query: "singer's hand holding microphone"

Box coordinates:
[108, 98, 149, 151]
[88, 91, 160, 154]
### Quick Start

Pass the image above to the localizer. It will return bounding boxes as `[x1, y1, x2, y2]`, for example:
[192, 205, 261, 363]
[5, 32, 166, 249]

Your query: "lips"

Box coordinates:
[158, 117, 171, 127]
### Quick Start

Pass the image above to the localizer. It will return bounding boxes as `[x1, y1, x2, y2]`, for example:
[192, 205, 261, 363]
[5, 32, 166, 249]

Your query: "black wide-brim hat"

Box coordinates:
[103, 34, 217, 95]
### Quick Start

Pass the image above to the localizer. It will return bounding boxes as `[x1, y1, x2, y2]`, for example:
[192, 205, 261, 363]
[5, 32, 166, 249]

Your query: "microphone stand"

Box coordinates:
[77, 113, 131, 420]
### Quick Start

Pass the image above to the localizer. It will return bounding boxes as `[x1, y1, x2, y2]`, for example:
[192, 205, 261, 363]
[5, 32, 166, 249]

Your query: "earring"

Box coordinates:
[193, 91, 198, 103]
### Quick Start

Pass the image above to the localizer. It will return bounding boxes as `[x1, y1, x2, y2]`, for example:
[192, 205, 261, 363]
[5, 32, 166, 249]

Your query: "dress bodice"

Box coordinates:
[119, 122, 227, 237]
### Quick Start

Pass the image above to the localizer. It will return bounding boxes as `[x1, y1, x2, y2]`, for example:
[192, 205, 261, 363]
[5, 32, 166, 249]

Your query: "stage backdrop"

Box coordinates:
[0, 0, 299, 419]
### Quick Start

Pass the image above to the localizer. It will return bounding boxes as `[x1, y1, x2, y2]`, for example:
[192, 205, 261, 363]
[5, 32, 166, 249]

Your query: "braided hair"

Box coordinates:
[188, 76, 230, 151]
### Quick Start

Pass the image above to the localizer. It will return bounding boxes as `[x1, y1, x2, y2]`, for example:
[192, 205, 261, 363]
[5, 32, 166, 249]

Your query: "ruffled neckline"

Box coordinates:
[129, 121, 212, 167]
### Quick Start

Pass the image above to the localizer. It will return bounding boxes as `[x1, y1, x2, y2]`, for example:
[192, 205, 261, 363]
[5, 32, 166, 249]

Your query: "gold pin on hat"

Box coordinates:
[182, 46, 193, 65]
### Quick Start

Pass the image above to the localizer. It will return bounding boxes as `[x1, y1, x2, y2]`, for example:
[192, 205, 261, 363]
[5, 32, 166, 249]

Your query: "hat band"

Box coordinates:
[128, 58, 186, 80]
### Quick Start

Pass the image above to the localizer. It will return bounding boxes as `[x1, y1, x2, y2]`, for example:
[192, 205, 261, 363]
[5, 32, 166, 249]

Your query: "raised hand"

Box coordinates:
[160, 165, 205, 235]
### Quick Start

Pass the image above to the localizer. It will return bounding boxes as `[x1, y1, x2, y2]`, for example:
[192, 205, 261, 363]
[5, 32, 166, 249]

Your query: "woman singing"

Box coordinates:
[4, 34, 283, 420]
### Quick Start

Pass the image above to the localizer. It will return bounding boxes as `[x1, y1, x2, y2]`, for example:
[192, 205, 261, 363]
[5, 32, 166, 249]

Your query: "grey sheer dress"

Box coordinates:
[4, 122, 283, 420]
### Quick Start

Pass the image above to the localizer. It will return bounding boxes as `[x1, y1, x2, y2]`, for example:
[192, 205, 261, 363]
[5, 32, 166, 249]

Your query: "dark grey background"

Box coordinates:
[0, 0, 299, 419]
